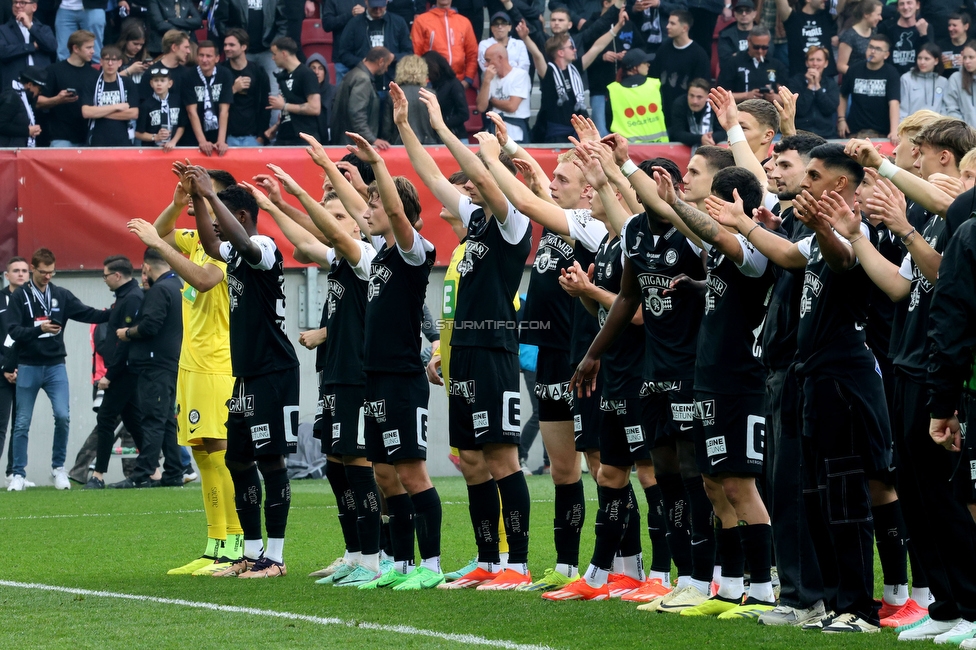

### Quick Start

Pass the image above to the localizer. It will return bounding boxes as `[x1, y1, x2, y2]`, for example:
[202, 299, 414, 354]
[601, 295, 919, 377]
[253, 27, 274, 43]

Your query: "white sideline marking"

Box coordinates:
[0, 580, 555, 650]
[0, 500, 560, 522]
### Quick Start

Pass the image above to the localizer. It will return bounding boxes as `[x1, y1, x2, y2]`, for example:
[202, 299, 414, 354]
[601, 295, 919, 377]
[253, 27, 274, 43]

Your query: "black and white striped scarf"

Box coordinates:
[12, 80, 35, 148]
[547, 61, 585, 112]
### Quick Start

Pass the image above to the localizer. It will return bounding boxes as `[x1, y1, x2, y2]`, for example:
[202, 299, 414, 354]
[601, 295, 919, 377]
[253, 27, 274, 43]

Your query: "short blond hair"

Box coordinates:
[960, 148, 976, 172]
[898, 109, 941, 138]
[556, 150, 579, 164]
[395, 55, 428, 86]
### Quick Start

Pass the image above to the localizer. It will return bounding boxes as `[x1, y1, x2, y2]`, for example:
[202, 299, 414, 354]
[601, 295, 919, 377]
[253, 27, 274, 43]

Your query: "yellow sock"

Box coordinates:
[498, 488, 509, 554]
[210, 448, 242, 536]
[193, 448, 225, 542]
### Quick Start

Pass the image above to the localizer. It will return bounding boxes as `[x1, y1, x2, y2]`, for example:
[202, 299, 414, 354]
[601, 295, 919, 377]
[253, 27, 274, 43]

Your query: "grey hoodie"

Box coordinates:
[900, 69, 948, 119]
[306, 53, 336, 143]
[945, 70, 976, 125]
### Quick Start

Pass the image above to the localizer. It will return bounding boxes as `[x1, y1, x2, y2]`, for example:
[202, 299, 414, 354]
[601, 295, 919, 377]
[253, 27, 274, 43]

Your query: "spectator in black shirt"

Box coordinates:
[648, 10, 711, 127]
[937, 11, 969, 77]
[137, 29, 191, 107]
[717, 25, 788, 103]
[215, 0, 288, 96]
[37, 29, 97, 147]
[539, 32, 587, 141]
[0, 64, 43, 147]
[717, 0, 757, 63]
[135, 66, 187, 149]
[335, 0, 412, 92]
[422, 49, 468, 141]
[81, 45, 138, 146]
[790, 44, 839, 139]
[321, 0, 367, 84]
[777, 0, 836, 77]
[306, 53, 337, 143]
[222, 27, 272, 146]
[0, 256, 29, 486]
[667, 77, 727, 149]
[0, 0, 56, 92]
[145, 0, 201, 54]
[839, 34, 902, 143]
[183, 40, 234, 156]
[269, 36, 321, 144]
[879, 0, 930, 75]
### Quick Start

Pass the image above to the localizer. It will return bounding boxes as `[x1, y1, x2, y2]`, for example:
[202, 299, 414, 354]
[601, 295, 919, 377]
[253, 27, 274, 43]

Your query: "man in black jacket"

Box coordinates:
[667, 77, 727, 149]
[109, 247, 184, 489]
[0, 0, 56, 91]
[86, 256, 144, 490]
[5, 248, 109, 493]
[0, 64, 43, 147]
[214, 0, 288, 96]
[1, 256, 29, 487]
[335, 0, 411, 90]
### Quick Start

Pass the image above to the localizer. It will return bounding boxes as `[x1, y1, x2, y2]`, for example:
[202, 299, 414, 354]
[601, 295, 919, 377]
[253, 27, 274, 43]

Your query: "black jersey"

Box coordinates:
[890, 213, 946, 379]
[451, 197, 532, 353]
[219, 236, 299, 378]
[864, 223, 905, 364]
[570, 240, 600, 366]
[593, 234, 644, 399]
[364, 231, 436, 374]
[760, 210, 811, 371]
[522, 228, 576, 350]
[796, 221, 877, 370]
[320, 241, 374, 384]
[695, 237, 774, 395]
[621, 214, 705, 382]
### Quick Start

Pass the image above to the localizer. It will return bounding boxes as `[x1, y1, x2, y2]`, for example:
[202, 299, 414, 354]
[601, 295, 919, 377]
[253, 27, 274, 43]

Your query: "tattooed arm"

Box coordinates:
[672, 199, 746, 265]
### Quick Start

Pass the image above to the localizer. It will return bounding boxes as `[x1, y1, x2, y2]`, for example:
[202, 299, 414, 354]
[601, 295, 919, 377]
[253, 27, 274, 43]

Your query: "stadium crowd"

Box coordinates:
[8, 0, 976, 644]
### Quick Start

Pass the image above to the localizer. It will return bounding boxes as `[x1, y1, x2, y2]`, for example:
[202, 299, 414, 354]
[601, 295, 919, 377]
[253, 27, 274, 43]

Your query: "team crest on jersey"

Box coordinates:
[534, 248, 555, 272]
[367, 264, 392, 301]
[364, 399, 387, 422]
[458, 241, 489, 276]
[449, 379, 477, 404]
[705, 274, 728, 313]
[598, 307, 608, 328]
[327, 279, 344, 318]
[227, 274, 243, 310]
[800, 271, 824, 318]
[664, 249, 678, 266]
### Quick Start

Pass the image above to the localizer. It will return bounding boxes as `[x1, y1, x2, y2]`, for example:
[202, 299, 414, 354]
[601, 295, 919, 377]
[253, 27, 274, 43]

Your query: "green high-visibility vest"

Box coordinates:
[607, 77, 669, 143]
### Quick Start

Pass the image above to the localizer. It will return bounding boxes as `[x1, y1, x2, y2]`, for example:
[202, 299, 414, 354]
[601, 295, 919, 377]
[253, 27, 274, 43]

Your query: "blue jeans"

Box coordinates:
[86, 8, 106, 62]
[334, 62, 350, 86]
[56, 8, 88, 61]
[227, 135, 260, 146]
[11, 364, 70, 477]
[50, 139, 82, 148]
[590, 94, 609, 137]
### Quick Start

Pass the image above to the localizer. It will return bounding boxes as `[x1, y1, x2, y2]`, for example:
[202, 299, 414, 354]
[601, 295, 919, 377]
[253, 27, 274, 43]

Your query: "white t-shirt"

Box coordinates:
[564, 208, 609, 253]
[457, 195, 531, 245]
[478, 38, 531, 73]
[487, 68, 531, 139]
[219, 235, 277, 270]
[701, 235, 768, 277]
[796, 222, 872, 264]
[326, 239, 376, 281]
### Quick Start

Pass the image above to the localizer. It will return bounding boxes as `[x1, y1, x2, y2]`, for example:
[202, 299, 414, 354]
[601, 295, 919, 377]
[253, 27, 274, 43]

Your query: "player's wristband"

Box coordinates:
[879, 159, 899, 180]
[620, 159, 639, 177]
[727, 124, 746, 145]
[501, 139, 518, 155]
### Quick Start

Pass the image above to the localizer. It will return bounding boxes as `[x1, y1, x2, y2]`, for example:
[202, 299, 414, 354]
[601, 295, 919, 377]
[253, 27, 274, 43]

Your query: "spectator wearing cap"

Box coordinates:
[335, 0, 411, 92]
[135, 65, 187, 149]
[0, 0, 56, 92]
[411, 0, 479, 88]
[0, 64, 43, 146]
[606, 47, 668, 142]
[478, 11, 530, 73]
[717, 0, 757, 63]
[716, 25, 787, 103]
[667, 77, 727, 150]
[36, 29, 97, 148]
[477, 41, 531, 141]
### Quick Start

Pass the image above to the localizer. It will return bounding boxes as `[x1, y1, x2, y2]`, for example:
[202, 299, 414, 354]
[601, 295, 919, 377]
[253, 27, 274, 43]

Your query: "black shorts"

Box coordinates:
[574, 378, 603, 452]
[225, 367, 300, 463]
[694, 390, 765, 477]
[600, 397, 650, 467]
[641, 381, 695, 447]
[535, 347, 573, 422]
[364, 371, 429, 463]
[449, 347, 522, 450]
[320, 382, 366, 457]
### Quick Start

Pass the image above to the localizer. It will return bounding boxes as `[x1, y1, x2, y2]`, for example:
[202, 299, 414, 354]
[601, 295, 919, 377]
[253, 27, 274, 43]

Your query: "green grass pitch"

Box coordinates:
[0, 475, 903, 648]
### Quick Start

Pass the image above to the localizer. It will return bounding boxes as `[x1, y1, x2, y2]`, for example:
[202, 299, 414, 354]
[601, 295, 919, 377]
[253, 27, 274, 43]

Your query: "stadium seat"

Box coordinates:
[328, 62, 336, 85]
[463, 87, 482, 142]
[711, 14, 735, 80]
[195, 20, 209, 45]
[302, 19, 333, 62]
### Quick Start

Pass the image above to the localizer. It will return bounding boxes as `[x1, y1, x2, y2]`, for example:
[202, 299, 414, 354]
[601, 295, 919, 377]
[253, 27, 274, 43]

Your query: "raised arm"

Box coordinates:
[300, 132, 371, 226]
[346, 132, 415, 250]
[709, 87, 769, 191]
[252, 173, 328, 244]
[864, 173, 942, 283]
[128, 218, 225, 292]
[517, 19, 548, 79]
[486, 111, 552, 187]
[153, 170, 191, 250]
[180, 163, 262, 265]
[581, 10, 626, 70]
[710, 190, 808, 268]
[846, 138, 956, 216]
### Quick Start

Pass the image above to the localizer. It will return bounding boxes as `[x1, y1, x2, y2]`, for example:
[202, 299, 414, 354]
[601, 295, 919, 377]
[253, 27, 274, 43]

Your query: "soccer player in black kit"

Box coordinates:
[179, 164, 300, 579]
[390, 84, 534, 591]
[718, 144, 892, 633]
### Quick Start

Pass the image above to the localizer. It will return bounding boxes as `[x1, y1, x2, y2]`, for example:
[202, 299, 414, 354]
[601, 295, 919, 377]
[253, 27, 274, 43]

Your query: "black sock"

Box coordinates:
[554, 480, 585, 567]
[908, 540, 928, 589]
[718, 526, 745, 579]
[467, 479, 501, 564]
[386, 493, 415, 564]
[410, 487, 442, 561]
[497, 471, 531, 564]
[619, 484, 642, 558]
[684, 476, 716, 583]
[229, 463, 263, 550]
[261, 466, 291, 539]
[644, 484, 671, 573]
[591, 485, 630, 571]
[738, 523, 772, 586]
[325, 460, 361, 553]
[873, 501, 909, 586]
[345, 465, 381, 556]
[657, 473, 692, 576]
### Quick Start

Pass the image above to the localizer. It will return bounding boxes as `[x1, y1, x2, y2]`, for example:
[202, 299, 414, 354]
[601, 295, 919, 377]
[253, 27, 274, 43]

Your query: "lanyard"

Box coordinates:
[28, 280, 51, 317]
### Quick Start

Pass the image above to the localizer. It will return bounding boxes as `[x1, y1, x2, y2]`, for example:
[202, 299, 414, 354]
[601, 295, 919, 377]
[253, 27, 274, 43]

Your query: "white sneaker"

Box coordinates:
[51, 467, 70, 490]
[7, 475, 25, 491]
[24, 479, 35, 487]
[822, 612, 880, 634]
[3, 474, 10, 488]
[899, 616, 961, 641]
[934, 619, 976, 644]
[960, 638, 976, 649]
[759, 601, 827, 627]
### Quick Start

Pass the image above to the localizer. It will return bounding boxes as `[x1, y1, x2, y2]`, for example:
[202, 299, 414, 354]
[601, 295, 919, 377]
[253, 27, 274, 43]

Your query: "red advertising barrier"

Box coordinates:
[10, 144, 694, 269]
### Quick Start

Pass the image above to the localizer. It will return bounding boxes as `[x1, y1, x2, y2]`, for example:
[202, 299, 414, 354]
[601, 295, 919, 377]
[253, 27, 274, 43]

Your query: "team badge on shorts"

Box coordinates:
[188, 409, 200, 425]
